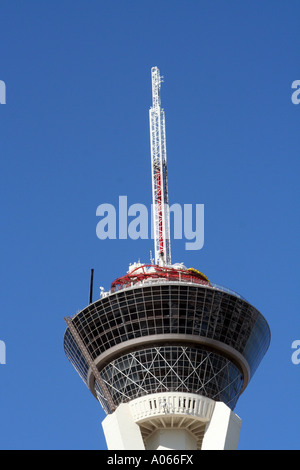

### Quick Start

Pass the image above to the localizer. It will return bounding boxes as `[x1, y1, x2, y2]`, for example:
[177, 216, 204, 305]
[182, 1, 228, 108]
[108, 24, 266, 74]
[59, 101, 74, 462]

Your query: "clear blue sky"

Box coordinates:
[0, 0, 299, 450]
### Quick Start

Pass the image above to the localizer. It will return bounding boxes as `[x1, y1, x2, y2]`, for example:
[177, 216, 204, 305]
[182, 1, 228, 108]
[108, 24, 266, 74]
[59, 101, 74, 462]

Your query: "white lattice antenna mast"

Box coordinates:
[149, 66, 171, 266]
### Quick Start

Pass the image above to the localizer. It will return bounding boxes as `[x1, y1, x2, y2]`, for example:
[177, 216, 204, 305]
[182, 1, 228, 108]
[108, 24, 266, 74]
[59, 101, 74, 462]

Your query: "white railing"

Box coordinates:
[129, 392, 215, 423]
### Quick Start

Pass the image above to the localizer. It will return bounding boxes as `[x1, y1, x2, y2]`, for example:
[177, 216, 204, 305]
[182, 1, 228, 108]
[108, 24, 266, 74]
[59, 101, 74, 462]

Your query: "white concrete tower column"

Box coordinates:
[101, 392, 241, 451]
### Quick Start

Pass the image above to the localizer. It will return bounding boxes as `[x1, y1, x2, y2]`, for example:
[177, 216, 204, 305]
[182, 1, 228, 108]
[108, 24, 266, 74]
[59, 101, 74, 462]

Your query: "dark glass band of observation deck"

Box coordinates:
[86, 332, 250, 395]
[95, 345, 244, 411]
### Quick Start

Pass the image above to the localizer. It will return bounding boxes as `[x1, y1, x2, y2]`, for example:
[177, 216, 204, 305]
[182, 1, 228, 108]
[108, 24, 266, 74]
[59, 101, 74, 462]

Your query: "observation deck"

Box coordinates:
[64, 263, 270, 415]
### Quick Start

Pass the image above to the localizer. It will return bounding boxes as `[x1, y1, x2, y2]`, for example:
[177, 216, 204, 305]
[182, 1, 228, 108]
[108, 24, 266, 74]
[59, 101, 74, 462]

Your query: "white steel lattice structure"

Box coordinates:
[149, 66, 171, 266]
[63, 66, 271, 451]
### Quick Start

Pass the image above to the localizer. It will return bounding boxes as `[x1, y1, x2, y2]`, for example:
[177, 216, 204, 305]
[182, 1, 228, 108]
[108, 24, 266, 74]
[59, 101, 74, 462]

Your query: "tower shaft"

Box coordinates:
[149, 66, 171, 266]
